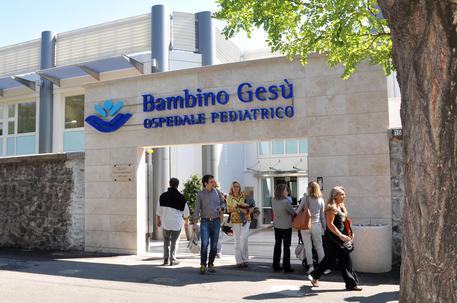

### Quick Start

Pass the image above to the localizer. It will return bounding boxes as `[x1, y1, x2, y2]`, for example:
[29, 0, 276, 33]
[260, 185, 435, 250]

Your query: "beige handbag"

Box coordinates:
[292, 196, 311, 230]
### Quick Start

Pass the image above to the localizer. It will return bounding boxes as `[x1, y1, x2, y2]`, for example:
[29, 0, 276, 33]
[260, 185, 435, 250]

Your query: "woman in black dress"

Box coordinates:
[308, 186, 362, 291]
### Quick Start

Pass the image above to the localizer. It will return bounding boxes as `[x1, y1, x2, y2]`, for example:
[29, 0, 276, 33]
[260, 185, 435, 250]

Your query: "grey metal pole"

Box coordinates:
[151, 4, 170, 72]
[198, 11, 219, 178]
[39, 31, 55, 153]
[150, 5, 171, 241]
[197, 11, 216, 66]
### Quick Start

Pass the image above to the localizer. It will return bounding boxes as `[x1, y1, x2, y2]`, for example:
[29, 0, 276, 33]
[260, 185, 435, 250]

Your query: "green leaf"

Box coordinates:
[214, 0, 393, 78]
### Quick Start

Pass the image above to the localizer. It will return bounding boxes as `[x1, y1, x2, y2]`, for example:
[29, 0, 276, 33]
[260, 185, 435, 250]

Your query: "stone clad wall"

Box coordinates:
[0, 153, 84, 250]
[389, 133, 404, 267]
[84, 55, 391, 253]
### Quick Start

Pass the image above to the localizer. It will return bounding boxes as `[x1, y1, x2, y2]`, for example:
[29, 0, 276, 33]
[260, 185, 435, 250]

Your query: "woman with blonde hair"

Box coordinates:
[296, 181, 327, 274]
[226, 181, 254, 267]
[308, 186, 361, 291]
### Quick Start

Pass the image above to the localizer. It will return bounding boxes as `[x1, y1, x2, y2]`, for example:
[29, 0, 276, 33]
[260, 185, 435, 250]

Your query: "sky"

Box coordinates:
[0, 0, 268, 50]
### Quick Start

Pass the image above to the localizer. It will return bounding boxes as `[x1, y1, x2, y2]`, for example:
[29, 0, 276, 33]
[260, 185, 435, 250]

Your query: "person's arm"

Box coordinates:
[246, 197, 255, 215]
[340, 203, 348, 215]
[226, 196, 236, 213]
[326, 211, 350, 242]
[183, 203, 190, 227]
[295, 196, 305, 214]
[156, 206, 162, 227]
[319, 199, 326, 231]
[193, 193, 201, 227]
[218, 190, 226, 211]
[285, 200, 296, 215]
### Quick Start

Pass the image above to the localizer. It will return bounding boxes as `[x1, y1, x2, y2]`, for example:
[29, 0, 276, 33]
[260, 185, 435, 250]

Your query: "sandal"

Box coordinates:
[308, 275, 319, 287]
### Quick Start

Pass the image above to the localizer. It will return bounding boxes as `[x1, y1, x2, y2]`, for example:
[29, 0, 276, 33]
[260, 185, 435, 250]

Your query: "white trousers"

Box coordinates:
[300, 222, 325, 266]
[232, 223, 250, 264]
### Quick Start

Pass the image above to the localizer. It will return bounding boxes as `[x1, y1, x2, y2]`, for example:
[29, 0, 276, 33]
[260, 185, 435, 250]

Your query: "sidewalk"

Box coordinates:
[0, 227, 399, 303]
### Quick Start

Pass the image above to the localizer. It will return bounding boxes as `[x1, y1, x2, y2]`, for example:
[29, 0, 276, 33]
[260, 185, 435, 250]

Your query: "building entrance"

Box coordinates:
[260, 175, 308, 224]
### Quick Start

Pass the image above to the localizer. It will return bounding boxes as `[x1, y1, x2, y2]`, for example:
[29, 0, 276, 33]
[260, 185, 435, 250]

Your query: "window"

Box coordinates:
[65, 95, 84, 129]
[258, 139, 308, 156]
[272, 140, 285, 154]
[18, 102, 36, 133]
[63, 95, 85, 152]
[285, 139, 298, 154]
[299, 139, 308, 153]
[259, 141, 270, 155]
[1, 102, 37, 156]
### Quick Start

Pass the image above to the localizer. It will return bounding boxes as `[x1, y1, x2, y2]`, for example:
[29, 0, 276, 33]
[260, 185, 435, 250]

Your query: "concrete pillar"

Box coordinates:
[202, 145, 220, 178]
[150, 5, 171, 241]
[39, 31, 55, 153]
[197, 11, 220, 179]
[151, 148, 170, 241]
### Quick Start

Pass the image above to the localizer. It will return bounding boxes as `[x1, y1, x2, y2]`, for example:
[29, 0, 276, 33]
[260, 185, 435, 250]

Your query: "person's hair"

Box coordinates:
[326, 186, 345, 212]
[202, 174, 214, 187]
[274, 183, 288, 200]
[229, 181, 242, 196]
[308, 181, 322, 199]
[169, 177, 179, 188]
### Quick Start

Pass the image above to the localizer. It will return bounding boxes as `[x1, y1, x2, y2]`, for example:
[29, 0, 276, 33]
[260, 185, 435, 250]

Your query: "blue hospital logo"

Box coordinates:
[85, 100, 132, 133]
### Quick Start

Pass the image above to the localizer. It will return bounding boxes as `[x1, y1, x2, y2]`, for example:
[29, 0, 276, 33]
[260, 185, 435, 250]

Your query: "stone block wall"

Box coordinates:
[0, 153, 84, 250]
[389, 132, 404, 267]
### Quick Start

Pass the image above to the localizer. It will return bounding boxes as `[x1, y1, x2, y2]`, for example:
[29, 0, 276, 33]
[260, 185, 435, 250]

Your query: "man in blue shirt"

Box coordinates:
[193, 174, 226, 274]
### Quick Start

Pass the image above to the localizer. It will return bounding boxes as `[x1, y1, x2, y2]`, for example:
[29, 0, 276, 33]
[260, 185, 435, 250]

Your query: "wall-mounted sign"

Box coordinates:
[391, 128, 402, 138]
[85, 100, 132, 133]
[317, 177, 324, 190]
[142, 79, 295, 129]
[112, 164, 134, 182]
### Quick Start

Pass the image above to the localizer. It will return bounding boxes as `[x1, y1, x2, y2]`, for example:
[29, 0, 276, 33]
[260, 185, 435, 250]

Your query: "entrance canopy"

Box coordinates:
[0, 52, 153, 96]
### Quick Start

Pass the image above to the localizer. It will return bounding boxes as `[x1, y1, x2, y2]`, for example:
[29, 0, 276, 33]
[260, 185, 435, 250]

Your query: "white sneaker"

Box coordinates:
[307, 266, 314, 274]
[323, 269, 332, 275]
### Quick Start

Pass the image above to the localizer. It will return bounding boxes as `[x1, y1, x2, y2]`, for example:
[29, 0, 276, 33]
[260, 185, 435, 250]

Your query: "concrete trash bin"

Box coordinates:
[351, 224, 392, 273]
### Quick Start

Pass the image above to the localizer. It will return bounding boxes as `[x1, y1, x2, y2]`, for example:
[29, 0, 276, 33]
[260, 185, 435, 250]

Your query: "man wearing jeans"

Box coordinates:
[157, 178, 189, 266]
[192, 174, 226, 274]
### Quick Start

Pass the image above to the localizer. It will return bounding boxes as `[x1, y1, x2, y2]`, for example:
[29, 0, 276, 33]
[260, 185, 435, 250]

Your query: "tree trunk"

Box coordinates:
[377, 1, 457, 302]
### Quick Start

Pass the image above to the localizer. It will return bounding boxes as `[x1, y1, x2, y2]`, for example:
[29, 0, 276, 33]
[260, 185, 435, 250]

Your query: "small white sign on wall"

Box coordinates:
[112, 164, 134, 182]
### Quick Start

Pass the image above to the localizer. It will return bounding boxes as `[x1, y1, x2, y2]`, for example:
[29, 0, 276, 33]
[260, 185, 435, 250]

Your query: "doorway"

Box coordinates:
[260, 175, 308, 224]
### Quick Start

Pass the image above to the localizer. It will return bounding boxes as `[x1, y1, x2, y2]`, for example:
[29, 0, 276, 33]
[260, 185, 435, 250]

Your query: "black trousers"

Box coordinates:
[273, 227, 292, 270]
[311, 234, 358, 289]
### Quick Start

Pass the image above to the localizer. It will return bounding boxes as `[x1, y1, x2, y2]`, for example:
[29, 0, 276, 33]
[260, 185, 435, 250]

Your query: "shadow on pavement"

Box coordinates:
[345, 291, 400, 303]
[0, 248, 399, 289]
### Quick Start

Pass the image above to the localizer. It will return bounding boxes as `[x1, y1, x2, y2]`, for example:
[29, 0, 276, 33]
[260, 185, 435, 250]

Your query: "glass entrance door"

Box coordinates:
[260, 175, 308, 224]
[274, 176, 298, 205]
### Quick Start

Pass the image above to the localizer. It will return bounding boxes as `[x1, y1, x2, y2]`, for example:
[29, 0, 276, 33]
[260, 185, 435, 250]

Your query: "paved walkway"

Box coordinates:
[0, 227, 399, 303]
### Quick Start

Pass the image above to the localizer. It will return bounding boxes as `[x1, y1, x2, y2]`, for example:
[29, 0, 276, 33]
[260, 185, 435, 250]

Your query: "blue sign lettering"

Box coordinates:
[142, 79, 295, 129]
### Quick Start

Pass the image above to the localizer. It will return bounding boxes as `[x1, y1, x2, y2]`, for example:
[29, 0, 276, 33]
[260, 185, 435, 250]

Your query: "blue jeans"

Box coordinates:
[200, 218, 221, 266]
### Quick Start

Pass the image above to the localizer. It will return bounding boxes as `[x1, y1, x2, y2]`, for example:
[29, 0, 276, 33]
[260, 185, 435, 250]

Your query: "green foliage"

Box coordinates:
[183, 175, 202, 222]
[214, 0, 393, 78]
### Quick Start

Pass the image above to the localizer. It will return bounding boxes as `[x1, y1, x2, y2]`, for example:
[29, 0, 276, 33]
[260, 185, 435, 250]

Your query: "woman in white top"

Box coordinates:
[296, 181, 327, 274]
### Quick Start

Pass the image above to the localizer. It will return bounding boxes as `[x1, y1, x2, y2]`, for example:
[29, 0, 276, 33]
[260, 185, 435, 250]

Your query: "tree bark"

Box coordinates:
[377, 1, 457, 302]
